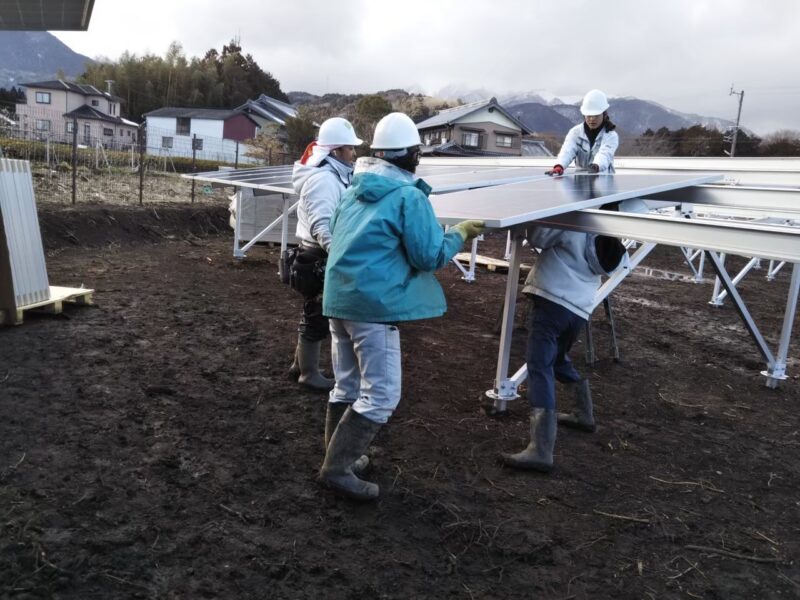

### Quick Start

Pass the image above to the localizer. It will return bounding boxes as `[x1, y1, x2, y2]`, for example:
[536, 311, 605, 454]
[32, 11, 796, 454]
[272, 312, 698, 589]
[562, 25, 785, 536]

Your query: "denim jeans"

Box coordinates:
[328, 319, 402, 424]
[526, 295, 586, 410]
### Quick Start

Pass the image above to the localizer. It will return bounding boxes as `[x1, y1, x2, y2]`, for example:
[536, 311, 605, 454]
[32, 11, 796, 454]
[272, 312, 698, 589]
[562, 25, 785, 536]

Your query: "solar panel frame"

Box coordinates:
[430, 173, 723, 228]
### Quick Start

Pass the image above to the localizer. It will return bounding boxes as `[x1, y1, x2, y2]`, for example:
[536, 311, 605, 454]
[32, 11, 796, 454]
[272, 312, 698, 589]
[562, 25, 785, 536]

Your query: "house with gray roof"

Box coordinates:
[142, 95, 297, 164]
[236, 94, 298, 129]
[16, 79, 139, 149]
[143, 107, 262, 164]
[416, 97, 534, 157]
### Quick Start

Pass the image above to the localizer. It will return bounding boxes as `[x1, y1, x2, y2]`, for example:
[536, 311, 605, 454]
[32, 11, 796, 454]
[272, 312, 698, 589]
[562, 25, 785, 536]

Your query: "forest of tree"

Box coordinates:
[77, 40, 287, 122]
[0, 86, 25, 113]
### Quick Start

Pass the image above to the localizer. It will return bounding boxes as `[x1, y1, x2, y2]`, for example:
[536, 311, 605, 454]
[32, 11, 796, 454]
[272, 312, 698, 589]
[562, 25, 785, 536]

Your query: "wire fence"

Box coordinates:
[0, 106, 293, 206]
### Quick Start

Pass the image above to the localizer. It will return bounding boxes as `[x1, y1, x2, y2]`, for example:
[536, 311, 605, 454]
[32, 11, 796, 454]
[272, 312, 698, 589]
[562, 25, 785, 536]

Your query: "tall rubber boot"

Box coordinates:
[287, 343, 300, 381]
[325, 402, 369, 474]
[319, 407, 382, 501]
[558, 379, 596, 432]
[297, 336, 334, 391]
[501, 408, 557, 472]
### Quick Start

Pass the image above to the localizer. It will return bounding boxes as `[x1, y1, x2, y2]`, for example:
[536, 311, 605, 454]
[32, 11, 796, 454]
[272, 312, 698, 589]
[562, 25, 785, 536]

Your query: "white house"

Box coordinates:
[143, 107, 263, 164]
[16, 80, 139, 149]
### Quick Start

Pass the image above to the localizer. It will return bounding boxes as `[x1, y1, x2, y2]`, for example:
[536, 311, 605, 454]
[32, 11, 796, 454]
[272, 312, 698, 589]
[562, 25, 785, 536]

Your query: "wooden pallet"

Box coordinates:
[454, 253, 532, 273]
[0, 286, 94, 325]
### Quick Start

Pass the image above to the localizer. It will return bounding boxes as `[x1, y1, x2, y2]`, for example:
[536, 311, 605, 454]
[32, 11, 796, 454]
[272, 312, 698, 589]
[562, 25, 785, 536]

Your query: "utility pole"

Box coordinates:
[728, 84, 744, 157]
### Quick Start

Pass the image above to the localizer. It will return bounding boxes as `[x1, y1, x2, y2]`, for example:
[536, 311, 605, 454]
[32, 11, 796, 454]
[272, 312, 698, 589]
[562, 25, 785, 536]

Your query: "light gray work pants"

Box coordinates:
[328, 318, 401, 424]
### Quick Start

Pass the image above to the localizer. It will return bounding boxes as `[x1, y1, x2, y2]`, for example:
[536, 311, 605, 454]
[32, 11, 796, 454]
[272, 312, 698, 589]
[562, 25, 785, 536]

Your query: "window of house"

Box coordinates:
[66, 122, 75, 134]
[109, 103, 116, 115]
[127, 130, 131, 137]
[103, 128, 113, 136]
[35, 92, 51, 104]
[91, 99, 99, 107]
[176, 117, 190, 136]
[496, 134, 513, 148]
[162, 136, 173, 149]
[84, 124, 91, 141]
[35, 119, 51, 131]
[462, 131, 479, 147]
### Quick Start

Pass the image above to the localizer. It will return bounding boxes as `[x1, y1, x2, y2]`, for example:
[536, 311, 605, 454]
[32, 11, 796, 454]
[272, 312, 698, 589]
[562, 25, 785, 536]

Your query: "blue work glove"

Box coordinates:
[451, 220, 485, 242]
[545, 164, 564, 176]
[588, 163, 600, 173]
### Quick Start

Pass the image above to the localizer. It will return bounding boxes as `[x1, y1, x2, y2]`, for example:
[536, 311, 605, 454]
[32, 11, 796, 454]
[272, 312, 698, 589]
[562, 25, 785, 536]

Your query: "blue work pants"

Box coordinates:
[526, 295, 585, 410]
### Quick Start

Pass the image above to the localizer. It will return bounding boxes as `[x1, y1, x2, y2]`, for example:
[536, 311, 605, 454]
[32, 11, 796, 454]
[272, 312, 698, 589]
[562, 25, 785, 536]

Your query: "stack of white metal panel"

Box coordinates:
[0, 159, 51, 310]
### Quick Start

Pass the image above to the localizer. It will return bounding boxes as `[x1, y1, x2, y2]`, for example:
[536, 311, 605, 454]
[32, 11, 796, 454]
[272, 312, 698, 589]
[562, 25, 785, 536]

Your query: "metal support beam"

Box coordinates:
[761, 263, 800, 388]
[704, 250, 775, 368]
[485, 228, 525, 410]
[537, 210, 800, 263]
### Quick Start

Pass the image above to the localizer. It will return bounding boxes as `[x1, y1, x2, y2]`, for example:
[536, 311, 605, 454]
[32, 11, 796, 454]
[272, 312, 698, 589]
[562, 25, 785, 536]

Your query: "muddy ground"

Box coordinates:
[1, 202, 799, 599]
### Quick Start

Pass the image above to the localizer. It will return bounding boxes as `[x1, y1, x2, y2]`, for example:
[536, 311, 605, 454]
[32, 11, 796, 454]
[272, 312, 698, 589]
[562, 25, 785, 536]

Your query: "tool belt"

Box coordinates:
[283, 244, 327, 297]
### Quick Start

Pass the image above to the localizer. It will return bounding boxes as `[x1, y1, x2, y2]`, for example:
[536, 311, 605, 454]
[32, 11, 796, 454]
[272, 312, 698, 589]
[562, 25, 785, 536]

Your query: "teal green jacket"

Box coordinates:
[322, 158, 464, 323]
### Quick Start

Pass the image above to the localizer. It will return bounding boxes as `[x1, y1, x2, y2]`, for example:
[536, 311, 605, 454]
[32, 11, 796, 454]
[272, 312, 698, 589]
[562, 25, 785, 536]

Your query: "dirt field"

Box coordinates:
[1, 202, 798, 599]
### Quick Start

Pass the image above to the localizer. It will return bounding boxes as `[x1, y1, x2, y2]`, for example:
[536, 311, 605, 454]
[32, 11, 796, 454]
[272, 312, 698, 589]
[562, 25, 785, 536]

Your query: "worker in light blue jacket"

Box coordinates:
[319, 112, 484, 501]
[546, 89, 618, 176]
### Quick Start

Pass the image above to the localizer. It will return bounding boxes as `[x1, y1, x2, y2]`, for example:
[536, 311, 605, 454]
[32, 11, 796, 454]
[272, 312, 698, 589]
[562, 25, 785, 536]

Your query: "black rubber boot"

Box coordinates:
[319, 408, 382, 501]
[558, 379, 596, 432]
[297, 337, 334, 391]
[325, 402, 369, 474]
[501, 408, 557, 472]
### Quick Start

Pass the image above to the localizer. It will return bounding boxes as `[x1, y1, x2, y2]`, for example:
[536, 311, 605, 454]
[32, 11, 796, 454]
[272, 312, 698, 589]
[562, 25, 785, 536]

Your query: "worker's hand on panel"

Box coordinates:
[545, 164, 564, 176]
[588, 163, 600, 173]
[451, 220, 486, 242]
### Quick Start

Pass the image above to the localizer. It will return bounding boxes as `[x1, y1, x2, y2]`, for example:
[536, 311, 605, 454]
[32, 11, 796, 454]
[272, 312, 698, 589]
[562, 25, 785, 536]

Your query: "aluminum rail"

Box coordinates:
[645, 185, 800, 216]
[420, 156, 800, 187]
[535, 209, 800, 263]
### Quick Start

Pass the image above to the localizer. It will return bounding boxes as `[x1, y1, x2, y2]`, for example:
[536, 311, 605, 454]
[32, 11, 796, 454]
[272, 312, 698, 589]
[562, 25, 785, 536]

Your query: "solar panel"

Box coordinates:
[186, 163, 550, 195]
[430, 173, 723, 227]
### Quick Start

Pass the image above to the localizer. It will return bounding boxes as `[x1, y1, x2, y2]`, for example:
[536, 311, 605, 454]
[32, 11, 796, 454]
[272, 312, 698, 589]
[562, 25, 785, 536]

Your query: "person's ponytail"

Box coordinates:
[603, 112, 616, 132]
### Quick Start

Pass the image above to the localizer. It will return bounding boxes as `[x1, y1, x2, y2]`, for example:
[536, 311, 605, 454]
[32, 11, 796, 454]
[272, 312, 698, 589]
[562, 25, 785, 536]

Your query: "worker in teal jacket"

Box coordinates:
[319, 112, 484, 501]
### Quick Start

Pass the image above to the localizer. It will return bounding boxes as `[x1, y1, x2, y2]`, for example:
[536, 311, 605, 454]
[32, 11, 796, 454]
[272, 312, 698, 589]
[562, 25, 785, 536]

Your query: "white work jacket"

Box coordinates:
[556, 123, 618, 172]
[292, 158, 353, 252]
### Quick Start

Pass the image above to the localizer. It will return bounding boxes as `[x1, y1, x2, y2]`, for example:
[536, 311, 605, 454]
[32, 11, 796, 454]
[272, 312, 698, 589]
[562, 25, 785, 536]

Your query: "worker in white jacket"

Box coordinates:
[546, 89, 618, 176]
[287, 117, 363, 391]
[501, 195, 647, 474]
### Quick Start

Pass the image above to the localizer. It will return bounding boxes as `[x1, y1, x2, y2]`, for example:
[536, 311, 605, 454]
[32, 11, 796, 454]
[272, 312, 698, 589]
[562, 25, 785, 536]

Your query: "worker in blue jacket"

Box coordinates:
[319, 112, 484, 501]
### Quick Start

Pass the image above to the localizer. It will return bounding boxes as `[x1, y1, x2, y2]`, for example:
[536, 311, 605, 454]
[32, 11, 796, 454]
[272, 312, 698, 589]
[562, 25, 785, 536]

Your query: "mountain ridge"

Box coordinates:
[0, 31, 94, 87]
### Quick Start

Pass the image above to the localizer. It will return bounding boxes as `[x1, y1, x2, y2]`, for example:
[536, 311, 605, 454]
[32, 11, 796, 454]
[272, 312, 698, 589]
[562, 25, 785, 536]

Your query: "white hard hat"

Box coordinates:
[317, 117, 363, 146]
[580, 89, 610, 116]
[371, 112, 421, 150]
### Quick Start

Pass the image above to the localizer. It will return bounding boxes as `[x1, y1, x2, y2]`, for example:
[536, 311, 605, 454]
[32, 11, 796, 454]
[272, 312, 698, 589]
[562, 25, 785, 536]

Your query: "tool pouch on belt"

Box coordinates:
[289, 247, 326, 297]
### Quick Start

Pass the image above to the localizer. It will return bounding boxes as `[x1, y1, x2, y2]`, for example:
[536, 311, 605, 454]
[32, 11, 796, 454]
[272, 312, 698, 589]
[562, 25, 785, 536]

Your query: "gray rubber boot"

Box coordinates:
[558, 379, 596, 432]
[319, 407, 382, 501]
[287, 342, 300, 381]
[501, 408, 557, 472]
[325, 402, 370, 474]
[297, 337, 334, 391]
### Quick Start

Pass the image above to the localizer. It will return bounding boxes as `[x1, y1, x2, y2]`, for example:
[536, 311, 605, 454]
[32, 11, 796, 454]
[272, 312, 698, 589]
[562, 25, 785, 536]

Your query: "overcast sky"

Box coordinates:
[53, 0, 800, 135]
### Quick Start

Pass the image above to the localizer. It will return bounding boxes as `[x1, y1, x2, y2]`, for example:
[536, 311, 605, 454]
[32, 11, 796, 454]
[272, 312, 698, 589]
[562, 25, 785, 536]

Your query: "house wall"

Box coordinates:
[452, 121, 521, 155]
[145, 116, 259, 164]
[419, 126, 453, 146]
[16, 86, 129, 148]
[457, 107, 519, 129]
[223, 114, 259, 141]
[190, 118, 225, 138]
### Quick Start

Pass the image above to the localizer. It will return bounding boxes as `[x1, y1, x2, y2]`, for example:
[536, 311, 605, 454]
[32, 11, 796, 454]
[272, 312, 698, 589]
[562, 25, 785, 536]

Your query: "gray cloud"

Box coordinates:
[54, 0, 800, 134]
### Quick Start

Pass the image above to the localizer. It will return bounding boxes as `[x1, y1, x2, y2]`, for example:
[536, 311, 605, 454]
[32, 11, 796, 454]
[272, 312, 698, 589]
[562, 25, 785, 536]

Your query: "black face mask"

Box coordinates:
[375, 147, 421, 174]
